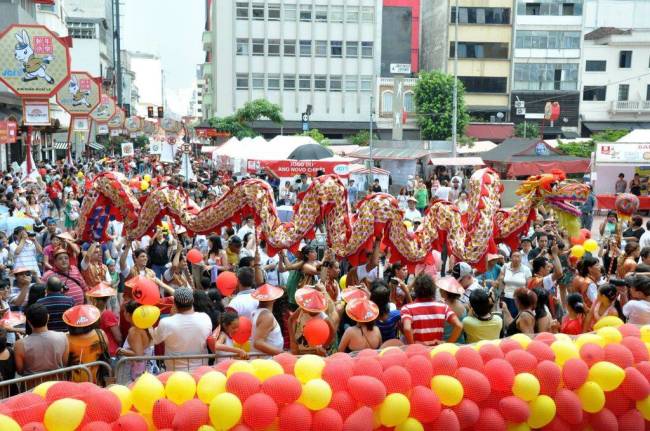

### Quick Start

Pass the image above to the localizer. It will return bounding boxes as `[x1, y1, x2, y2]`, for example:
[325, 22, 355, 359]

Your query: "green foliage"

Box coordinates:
[348, 130, 378, 147]
[413, 71, 469, 140]
[133, 135, 149, 149]
[514, 122, 540, 138]
[208, 99, 283, 139]
[298, 128, 330, 146]
[557, 140, 594, 158]
[456, 135, 476, 148]
[590, 129, 629, 142]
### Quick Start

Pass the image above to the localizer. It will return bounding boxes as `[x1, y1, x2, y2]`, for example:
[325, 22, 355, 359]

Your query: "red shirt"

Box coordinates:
[47, 181, 62, 200]
[400, 299, 455, 343]
[100, 310, 120, 356]
[561, 315, 583, 335]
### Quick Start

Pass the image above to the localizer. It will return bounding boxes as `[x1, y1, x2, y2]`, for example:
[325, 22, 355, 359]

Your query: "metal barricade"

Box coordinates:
[0, 361, 113, 399]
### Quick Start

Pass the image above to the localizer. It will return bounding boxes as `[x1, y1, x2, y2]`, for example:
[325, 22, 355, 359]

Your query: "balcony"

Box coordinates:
[201, 63, 212, 80]
[202, 31, 212, 51]
[611, 100, 650, 114]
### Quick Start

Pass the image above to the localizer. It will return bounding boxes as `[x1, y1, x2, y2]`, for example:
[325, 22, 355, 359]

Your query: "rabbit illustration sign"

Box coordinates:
[56, 71, 100, 115]
[108, 107, 125, 129]
[0, 24, 70, 97]
[90, 94, 117, 123]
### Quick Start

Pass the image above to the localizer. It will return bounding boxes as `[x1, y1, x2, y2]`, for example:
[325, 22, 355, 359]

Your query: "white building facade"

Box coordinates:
[204, 0, 382, 138]
[128, 52, 164, 118]
[580, 0, 650, 134]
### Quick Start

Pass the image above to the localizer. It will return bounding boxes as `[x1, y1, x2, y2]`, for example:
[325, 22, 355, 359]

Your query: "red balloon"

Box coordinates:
[589, 408, 618, 431]
[217, 271, 238, 296]
[131, 276, 160, 306]
[498, 396, 530, 423]
[328, 391, 356, 419]
[605, 386, 633, 416]
[562, 358, 588, 390]
[172, 399, 209, 431]
[279, 403, 312, 431]
[554, 389, 583, 425]
[304, 318, 330, 346]
[214, 359, 235, 374]
[505, 349, 538, 374]
[621, 336, 649, 363]
[621, 366, 650, 400]
[430, 352, 458, 376]
[261, 374, 302, 405]
[323, 360, 354, 392]
[232, 316, 252, 344]
[226, 372, 261, 401]
[526, 340, 555, 362]
[378, 349, 408, 370]
[604, 343, 634, 368]
[80, 389, 121, 426]
[152, 398, 178, 430]
[4, 393, 46, 426]
[580, 228, 592, 239]
[430, 409, 460, 431]
[243, 393, 278, 430]
[618, 409, 644, 431]
[312, 408, 343, 431]
[342, 406, 373, 431]
[454, 367, 491, 403]
[80, 423, 111, 431]
[474, 408, 505, 431]
[186, 248, 203, 264]
[405, 354, 433, 387]
[478, 343, 504, 363]
[111, 413, 148, 431]
[455, 347, 484, 371]
[382, 365, 412, 394]
[536, 360, 561, 397]
[410, 386, 441, 424]
[580, 343, 605, 366]
[452, 399, 479, 430]
[347, 376, 386, 407]
[352, 357, 383, 379]
[483, 359, 514, 392]
[273, 352, 297, 374]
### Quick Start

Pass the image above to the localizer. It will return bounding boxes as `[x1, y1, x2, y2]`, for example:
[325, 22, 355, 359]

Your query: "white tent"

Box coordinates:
[457, 141, 496, 154]
[618, 129, 650, 143]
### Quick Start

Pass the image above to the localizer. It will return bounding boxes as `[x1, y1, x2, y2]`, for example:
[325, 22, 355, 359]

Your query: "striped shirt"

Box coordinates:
[42, 267, 87, 306]
[36, 293, 75, 332]
[400, 299, 455, 343]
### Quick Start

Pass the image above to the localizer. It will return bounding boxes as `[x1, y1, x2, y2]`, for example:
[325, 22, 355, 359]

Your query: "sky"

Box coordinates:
[122, 0, 204, 117]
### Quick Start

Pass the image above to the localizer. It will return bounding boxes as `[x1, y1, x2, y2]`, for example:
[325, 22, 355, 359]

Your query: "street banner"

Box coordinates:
[121, 142, 134, 157]
[125, 116, 143, 133]
[97, 123, 109, 135]
[247, 159, 350, 177]
[72, 117, 89, 131]
[90, 94, 116, 123]
[149, 140, 162, 155]
[0, 121, 17, 144]
[23, 100, 50, 125]
[55, 71, 100, 115]
[109, 107, 125, 129]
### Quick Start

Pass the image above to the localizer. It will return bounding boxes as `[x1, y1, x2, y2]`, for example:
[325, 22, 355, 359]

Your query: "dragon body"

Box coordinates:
[77, 168, 589, 267]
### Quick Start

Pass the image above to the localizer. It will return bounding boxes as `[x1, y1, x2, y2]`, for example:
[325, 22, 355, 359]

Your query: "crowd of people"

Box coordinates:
[0, 153, 648, 391]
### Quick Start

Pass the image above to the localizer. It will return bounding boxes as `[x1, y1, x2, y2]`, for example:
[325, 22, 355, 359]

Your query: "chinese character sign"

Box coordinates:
[56, 71, 100, 116]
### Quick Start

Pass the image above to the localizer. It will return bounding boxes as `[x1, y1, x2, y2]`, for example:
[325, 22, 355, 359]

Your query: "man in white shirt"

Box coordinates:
[227, 267, 259, 319]
[452, 262, 482, 304]
[10, 227, 42, 277]
[151, 288, 212, 371]
[403, 197, 421, 222]
[237, 217, 255, 241]
[639, 221, 650, 250]
[435, 180, 452, 201]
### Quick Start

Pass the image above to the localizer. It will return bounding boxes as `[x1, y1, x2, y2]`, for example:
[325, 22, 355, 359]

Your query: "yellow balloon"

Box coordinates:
[252, 359, 284, 382]
[339, 274, 347, 290]
[593, 315, 624, 330]
[227, 360, 255, 377]
[140, 181, 150, 191]
[141, 413, 156, 431]
[431, 375, 464, 406]
[641, 325, 650, 342]
[637, 395, 650, 421]
[577, 381, 605, 413]
[597, 326, 623, 344]
[570, 245, 585, 258]
[379, 393, 411, 427]
[166, 371, 196, 405]
[44, 398, 86, 431]
[198, 426, 217, 431]
[588, 361, 625, 391]
[209, 392, 242, 430]
[510, 333, 531, 348]
[33, 380, 57, 398]
[299, 378, 332, 411]
[108, 384, 133, 414]
[553, 333, 572, 343]
[132, 305, 160, 329]
[144, 174, 152, 182]
[132, 372, 165, 414]
[507, 423, 531, 431]
[0, 415, 21, 431]
[512, 373, 540, 402]
[396, 418, 424, 431]
[574, 333, 606, 349]
[527, 395, 556, 429]
[430, 343, 459, 357]
[583, 239, 599, 253]
[550, 340, 579, 366]
[197, 371, 227, 404]
[294, 354, 326, 383]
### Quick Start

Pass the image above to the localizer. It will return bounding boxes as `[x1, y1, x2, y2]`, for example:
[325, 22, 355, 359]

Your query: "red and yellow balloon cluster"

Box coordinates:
[5, 326, 650, 430]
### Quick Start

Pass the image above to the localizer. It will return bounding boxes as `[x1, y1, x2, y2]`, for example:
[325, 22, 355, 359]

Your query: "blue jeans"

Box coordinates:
[504, 297, 518, 319]
[151, 264, 166, 280]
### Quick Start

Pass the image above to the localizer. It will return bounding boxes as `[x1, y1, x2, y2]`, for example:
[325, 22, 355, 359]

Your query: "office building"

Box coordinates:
[127, 51, 164, 118]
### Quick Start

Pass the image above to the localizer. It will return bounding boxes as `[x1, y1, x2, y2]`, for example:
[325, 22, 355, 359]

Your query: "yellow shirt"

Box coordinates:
[462, 315, 503, 344]
[226, 248, 239, 267]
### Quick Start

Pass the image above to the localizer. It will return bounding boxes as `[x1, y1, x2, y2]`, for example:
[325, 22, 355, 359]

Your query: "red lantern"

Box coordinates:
[130, 276, 160, 305]
[232, 316, 252, 345]
[303, 318, 330, 346]
[186, 248, 203, 265]
[216, 271, 238, 296]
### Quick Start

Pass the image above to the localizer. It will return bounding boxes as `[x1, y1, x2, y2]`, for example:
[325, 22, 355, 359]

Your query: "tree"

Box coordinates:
[298, 128, 330, 146]
[514, 122, 540, 138]
[208, 99, 283, 139]
[557, 140, 594, 158]
[591, 129, 629, 142]
[413, 71, 469, 140]
[348, 130, 378, 147]
[133, 135, 149, 149]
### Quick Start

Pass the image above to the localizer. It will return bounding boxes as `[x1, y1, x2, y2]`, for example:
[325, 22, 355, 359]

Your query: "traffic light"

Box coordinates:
[157, 106, 164, 118]
[147, 106, 154, 118]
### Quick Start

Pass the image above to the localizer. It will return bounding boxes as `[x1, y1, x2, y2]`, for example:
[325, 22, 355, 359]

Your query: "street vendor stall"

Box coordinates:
[593, 142, 650, 209]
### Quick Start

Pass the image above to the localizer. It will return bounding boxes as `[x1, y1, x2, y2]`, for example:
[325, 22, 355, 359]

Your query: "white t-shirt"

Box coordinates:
[152, 311, 212, 371]
[503, 264, 532, 299]
[228, 289, 259, 320]
[623, 300, 650, 325]
[403, 208, 421, 221]
[356, 263, 380, 282]
[435, 186, 451, 201]
[461, 280, 482, 304]
[237, 225, 254, 241]
[10, 241, 40, 276]
[640, 231, 650, 251]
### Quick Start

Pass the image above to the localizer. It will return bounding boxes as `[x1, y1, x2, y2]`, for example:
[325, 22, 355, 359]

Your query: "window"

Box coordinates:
[268, 74, 281, 90]
[583, 86, 606, 101]
[345, 76, 358, 91]
[361, 6, 375, 23]
[450, 42, 509, 59]
[459, 76, 508, 93]
[518, 0, 582, 16]
[299, 75, 311, 91]
[620, 51, 632, 68]
[315, 75, 327, 91]
[525, 3, 540, 15]
[252, 73, 265, 89]
[315, 40, 327, 57]
[382, 91, 394, 113]
[236, 38, 250, 55]
[451, 7, 510, 24]
[284, 40, 296, 56]
[515, 31, 580, 50]
[346, 41, 359, 58]
[347, 6, 359, 23]
[647, 84, 650, 101]
[268, 4, 280, 20]
[331, 41, 343, 57]
[300, 40, 312, 57]
[360, 76, 372, 91]
[330, 75, 342, 91]
[361, 42, 374, 58]
[67, 21, 96, 39]
[284, 4, 296, 20]
[562, 3, 574, 15]
[330, 5, 344, 22]
[236, 2, 249, 19]
[252, 3, 264, 20]
[315, 5, 327, 22]
[618, 84, 630, 101]
[236, 73, 249, 90]
[268, 39, 280, 56]
[585, 60, 606, 72]
[284, 76, 296, 90]
[300, 4, 312, 21]
[252, 38, 265, 56]
[404, 92, 415, 112]
[513, 63, 578, 90]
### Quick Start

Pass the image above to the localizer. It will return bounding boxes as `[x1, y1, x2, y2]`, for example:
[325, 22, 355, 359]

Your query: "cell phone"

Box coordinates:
[28, 232, 36, 237]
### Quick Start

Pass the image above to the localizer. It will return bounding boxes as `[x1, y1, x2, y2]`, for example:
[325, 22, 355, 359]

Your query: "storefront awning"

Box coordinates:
[53, 142, 68, 150]
[583, 122, 650, 132]
[348, 147, 431, 160]
[506, 157, 591, 176]
[428, 156, 485, 166]
[88, 142, 103, 151]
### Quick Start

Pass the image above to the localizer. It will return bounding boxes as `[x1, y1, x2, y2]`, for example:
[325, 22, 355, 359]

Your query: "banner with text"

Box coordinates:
[247, 159, 350, 178]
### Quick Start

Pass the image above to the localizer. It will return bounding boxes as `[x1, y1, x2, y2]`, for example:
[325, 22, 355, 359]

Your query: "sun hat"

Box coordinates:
[407, 196, 417, 203]
[487, 253, 504, 262]
[341, 287, 370, 303]
[436, 276, 465, 295]
[86, 282, 117, 298]
[295, 287, 328, 313]
[52, 248, 69, 258]
[63, 304, 101, 328]
[251, 284, 284, 302]
[345, 298, 379, 323]
[11, 267, 32, 276]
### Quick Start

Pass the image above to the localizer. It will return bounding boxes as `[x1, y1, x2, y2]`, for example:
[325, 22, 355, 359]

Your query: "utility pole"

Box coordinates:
[451, 0, 459, 158]
[368, 95, 374, 187]
[113, 0, 123, 106]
